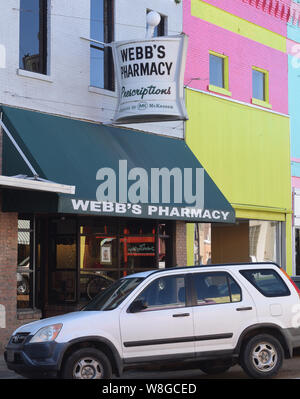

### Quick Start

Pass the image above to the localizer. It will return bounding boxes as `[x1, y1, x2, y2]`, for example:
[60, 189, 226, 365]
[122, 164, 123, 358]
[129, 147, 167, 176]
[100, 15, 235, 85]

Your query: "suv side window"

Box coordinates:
[134, 275, 186, 311]
[240, 269, 290, 297]
[192, 272, 242, 306]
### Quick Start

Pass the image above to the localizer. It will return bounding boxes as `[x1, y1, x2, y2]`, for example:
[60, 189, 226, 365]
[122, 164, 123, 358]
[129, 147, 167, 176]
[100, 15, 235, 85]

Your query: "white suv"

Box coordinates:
[5, 262, 300, 379]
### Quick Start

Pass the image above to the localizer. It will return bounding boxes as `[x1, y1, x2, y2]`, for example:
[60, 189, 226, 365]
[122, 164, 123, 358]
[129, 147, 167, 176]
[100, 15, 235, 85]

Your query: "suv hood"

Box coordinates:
[14, 311, 103, 335]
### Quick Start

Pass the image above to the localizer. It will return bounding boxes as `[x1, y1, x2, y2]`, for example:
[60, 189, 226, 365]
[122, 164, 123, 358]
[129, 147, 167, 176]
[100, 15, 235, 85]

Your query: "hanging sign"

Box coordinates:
[111, 34, 188, 124]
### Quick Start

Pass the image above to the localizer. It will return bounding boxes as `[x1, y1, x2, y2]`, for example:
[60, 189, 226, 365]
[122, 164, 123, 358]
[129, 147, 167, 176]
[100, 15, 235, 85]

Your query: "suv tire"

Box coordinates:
[240, 334, 284, 379]
[62, 348, 112, 379]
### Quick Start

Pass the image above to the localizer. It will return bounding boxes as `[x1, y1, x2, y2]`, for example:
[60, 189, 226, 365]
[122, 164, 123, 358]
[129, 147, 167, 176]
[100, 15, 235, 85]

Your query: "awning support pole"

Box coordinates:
[0, 117, 39, 178]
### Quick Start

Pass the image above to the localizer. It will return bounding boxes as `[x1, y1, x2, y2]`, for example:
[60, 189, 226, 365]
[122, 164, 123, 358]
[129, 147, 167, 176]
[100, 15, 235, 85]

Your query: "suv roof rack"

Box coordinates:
[147, 261, 282, 278]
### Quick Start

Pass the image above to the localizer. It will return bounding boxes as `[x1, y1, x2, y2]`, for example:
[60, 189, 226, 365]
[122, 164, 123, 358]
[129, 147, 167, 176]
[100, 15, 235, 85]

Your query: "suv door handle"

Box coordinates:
[236, 307, 252, 311]
[172, 313, 190, 317]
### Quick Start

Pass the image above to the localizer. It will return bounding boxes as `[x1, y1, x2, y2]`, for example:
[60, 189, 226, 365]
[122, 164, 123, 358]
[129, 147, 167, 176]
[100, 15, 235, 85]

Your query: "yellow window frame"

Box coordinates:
[209, 51, 231, 97]
[252, 66, 272, 109]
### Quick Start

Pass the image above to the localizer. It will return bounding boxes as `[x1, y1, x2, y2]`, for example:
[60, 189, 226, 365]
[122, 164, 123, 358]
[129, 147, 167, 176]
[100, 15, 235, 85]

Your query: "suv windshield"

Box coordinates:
[82, 277, 144, 311]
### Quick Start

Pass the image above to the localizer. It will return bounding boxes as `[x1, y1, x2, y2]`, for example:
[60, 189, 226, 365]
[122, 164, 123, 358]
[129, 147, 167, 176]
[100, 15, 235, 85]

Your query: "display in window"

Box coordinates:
[127, 242, 155, 255]
[249, 220, 280, 263]
[81, 234, 117, 269]
[17, 256, 30, 296]
[37, 219, 171, 307]
[120, 229, 156, 275]
[194, 223, 211, 265]
[100, 244, 112, 264]
[17, 219, 33, 309]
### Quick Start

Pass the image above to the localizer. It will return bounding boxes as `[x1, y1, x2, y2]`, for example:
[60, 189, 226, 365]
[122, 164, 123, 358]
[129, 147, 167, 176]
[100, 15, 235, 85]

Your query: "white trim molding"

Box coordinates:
[0, 175, 75, 195]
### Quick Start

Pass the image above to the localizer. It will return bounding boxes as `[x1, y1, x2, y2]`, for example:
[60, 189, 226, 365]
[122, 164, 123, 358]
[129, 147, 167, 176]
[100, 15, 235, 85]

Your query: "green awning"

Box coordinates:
[1, 105, 235, 223]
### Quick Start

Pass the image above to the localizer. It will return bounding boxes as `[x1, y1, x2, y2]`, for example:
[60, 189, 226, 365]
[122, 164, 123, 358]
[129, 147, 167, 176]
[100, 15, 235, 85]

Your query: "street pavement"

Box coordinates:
[0, 354, 24, 379]
[1, 352, 300, 379]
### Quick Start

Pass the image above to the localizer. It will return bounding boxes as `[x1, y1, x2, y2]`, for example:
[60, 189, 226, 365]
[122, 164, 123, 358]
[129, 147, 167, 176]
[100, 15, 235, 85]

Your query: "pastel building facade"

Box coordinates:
[287, 0, 300, 275]
[183, 0, 292, 272]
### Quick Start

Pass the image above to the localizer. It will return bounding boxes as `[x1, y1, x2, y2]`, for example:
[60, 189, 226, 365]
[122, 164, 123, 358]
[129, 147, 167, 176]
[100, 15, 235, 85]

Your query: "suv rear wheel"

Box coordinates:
[240, 334, 284, 379]
[62, 348, 112, 379]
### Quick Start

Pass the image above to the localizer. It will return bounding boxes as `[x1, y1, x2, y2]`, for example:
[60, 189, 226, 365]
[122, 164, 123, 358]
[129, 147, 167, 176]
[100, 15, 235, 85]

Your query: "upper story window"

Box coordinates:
[90, 0, 114, 91]
[252, 67, 272, 109]
[252, 68, 266, 101]
[147, 10, 167, 37]
[210, 53, 224, 88]
[19, 0, 48, 75]
[209, 51, 231, 97]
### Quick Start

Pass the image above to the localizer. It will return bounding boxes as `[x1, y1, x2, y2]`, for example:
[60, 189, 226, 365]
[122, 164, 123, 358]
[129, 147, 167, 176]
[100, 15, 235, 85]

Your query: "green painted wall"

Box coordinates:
[185, 89, 292, 272]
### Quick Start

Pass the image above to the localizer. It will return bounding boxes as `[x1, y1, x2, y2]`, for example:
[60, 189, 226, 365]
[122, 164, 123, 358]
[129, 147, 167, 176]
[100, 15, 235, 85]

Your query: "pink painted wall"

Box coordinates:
[201, 0, 288, 36]
[292, 176, 300, 189]
[183, 0, 289, 115]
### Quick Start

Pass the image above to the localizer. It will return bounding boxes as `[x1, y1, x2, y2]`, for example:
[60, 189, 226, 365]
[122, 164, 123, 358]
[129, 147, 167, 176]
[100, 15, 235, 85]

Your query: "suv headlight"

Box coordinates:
[29, 323, 62, 343]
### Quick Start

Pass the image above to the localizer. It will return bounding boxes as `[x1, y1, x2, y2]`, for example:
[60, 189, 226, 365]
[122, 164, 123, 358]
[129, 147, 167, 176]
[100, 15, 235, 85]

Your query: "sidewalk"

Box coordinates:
[0, 355, 24, 379]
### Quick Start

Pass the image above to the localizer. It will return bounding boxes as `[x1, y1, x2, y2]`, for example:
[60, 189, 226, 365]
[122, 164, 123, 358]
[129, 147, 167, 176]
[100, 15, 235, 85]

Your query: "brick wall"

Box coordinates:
[15, 309, 42, 329]
[175, 221, 187, 267]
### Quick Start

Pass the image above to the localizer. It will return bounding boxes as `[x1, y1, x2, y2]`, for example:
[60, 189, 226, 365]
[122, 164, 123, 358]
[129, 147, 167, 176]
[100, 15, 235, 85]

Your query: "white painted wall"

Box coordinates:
[0, 0, 184, 138]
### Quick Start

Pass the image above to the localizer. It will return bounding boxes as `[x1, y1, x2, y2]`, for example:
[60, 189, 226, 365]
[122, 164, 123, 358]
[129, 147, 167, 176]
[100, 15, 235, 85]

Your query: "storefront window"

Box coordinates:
[194, 223, 211, 265]
[249, 220, 281, 263]
[17, 217, 34, 309]
[194, 220, 281, 266]
[48, 219, 77, 303]
[38, 217, 172, 308]
[79, 221, 160, 302]
[158, 224, 168, 268]
[80, 223, 118, 302]
[119, 221, 157, 275]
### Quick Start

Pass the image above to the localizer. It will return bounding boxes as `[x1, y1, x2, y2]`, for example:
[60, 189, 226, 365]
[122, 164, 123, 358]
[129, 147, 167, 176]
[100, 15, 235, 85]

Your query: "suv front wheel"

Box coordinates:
[62, 348, 112, 379]
[240, 334, 284, 379]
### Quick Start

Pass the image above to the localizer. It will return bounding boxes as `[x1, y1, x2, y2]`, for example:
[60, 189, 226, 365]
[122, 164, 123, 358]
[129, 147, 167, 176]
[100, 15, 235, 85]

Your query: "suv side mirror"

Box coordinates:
[128, 299, 147, 313]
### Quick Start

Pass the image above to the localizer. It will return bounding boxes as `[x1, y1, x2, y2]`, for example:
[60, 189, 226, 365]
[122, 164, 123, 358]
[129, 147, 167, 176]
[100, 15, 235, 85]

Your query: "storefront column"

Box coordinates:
[285, 213, 292, 275]
[175, 221, 187, 266]
[0, 195, 18, 351]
